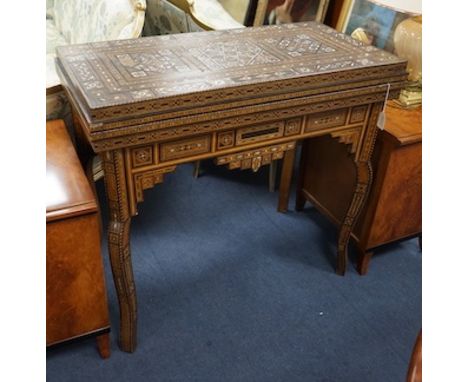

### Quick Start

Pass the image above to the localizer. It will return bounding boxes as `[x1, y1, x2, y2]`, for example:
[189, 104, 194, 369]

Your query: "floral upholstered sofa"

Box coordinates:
[46, 0, 146, 121]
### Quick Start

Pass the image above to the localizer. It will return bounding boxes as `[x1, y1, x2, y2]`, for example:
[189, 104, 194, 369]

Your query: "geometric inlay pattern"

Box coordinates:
[56, 22, 405, 115]
[116, 52, 191, 76]
[189, 41, 280, 69]
[131, 146, 153, 167]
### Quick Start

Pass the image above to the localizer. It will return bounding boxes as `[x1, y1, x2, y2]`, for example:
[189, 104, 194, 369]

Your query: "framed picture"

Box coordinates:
[264, 0, 331, 25]
[336, 0, 415, 52]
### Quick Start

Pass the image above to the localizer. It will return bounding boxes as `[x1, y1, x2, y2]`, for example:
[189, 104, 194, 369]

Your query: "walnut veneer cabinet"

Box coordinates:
[296, 105, 422, 274]
[46, 120, 110, 358]
[56, 22, 407, 352]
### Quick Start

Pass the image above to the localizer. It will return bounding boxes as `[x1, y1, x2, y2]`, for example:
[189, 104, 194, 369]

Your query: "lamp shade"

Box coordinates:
[368, 0, 421, 16]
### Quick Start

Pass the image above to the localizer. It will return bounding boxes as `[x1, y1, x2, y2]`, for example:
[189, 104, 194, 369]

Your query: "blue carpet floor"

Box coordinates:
[46, 160, 422, 382]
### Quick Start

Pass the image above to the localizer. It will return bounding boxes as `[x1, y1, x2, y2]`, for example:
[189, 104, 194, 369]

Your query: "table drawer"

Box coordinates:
[236, 121, 285, 146]
[305, 108, 348, 132]
[160, 135, 211, 162]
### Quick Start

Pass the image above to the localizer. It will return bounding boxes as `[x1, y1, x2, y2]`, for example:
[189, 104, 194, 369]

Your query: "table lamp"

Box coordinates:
[369, 0, 422, 107]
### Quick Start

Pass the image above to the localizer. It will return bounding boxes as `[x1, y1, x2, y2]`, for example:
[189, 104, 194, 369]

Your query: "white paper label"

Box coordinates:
[377, 83, 391, 130]
[377, 111, 386, 130]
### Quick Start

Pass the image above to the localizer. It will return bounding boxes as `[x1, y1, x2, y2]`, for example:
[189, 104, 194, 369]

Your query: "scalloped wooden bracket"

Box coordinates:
[133, 166, 176, 205]
[215, 142, 296, 172]
[330, 127, 361, 154]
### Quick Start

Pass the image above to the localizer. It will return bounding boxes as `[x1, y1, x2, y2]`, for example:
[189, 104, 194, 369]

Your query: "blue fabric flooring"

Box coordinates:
[46, 160, 422, 381]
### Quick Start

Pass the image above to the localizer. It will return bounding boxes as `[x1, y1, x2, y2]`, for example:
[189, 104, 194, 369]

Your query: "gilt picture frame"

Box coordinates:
[336, 0, 415, 52]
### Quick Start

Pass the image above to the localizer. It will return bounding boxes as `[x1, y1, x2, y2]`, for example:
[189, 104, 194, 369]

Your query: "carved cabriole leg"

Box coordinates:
[336, 102, 381, 275]
[336, 160, 372, 275]
[277, 148, 296, 212]
[102, 149, 137, 352]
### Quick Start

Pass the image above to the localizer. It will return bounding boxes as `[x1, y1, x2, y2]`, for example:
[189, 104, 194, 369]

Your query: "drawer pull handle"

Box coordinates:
[241, 127, 279, 140]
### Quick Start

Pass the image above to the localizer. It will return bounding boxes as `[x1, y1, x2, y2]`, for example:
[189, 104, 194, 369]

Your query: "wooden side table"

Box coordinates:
[46, 120, 111, 358]
[56, 22, 407, 351]
[296, 105, 422, 274]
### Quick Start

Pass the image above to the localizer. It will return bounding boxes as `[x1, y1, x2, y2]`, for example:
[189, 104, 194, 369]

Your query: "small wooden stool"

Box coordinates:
[46, 119, 110, 358]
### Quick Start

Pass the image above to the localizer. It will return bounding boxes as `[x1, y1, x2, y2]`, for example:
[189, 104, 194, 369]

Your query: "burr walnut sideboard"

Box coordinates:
[56, 22, 407, 352]
[46, 120, 110, 358]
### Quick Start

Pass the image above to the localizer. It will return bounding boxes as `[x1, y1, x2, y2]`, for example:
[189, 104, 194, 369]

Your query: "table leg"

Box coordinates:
[193, 160, 201, 178]
[295, 142, 308, 212]
[336, 101, 381, 275]
[102, 150, 138, 353]
[357, 249, 373, 275]
[336, 160, 372, 275]
[277, 148, 296, 212]
[96, 333, 111, 359]
[268, 160, 278, 193]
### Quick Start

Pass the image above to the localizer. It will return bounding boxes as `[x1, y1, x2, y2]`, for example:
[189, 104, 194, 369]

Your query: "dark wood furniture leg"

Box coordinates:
[295, 142, 308, 212]
[277, 148, 296, 212]
[96, 333, 111, 359]
[407, 331, 422, 382]
[102, 149, 137, 353]
[357, 249, 374, 275]
[269, 160, 278, 192]
[193, 160, 201, 178]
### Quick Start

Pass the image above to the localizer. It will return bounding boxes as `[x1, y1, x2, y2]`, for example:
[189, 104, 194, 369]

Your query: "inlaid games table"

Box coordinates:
[56, 22, 406, 352]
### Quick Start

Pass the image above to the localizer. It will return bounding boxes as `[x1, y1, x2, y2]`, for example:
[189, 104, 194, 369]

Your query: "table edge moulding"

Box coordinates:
[56, 21, 407, 352]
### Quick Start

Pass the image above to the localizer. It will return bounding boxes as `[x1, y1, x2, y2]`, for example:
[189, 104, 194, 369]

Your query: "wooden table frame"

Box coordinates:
[57, 22, 406, 352]
[72, 96, 391, 352]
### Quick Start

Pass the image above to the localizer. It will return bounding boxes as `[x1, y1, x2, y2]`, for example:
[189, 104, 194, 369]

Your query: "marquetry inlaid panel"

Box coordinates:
[305, 108, 348, 132]
[133, 166, 176, 204]
[87, 86, 402, 152]
[131, 146, 154, 168]
[56, 22, 406, 128]
[285, 118, 302, 136]
[159, 135, 211, 162]
[216, 142, 296, 172]
[349, 105, 369, 124]
[330, 127, 362, 154]
[217, 131, 235, 150]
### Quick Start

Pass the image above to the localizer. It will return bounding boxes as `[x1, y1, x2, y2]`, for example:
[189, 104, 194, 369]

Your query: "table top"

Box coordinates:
[46, 120, 97, 222]
[384, 104, 422, 145]
[56, 22, 406, 129]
